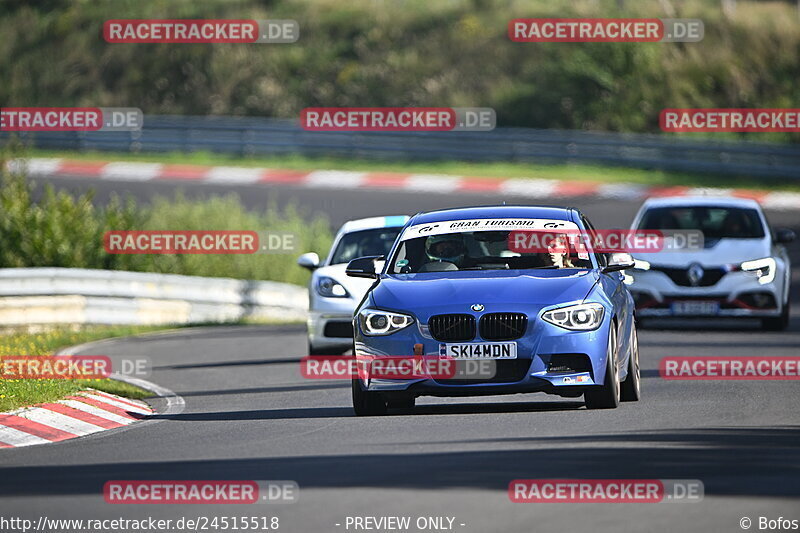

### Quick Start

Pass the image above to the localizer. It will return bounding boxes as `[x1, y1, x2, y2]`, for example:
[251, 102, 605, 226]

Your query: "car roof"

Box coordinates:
[410, 205, 575, 225]
[338, 215, 409, 234]
[641, 196, 762, 210]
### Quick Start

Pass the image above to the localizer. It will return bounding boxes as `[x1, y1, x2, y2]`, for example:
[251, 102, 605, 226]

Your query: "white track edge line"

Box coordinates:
[57, 345, 185, 417]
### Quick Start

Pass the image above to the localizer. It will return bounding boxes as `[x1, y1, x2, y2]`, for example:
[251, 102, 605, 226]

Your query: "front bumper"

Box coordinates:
[308, 296, 356, 351]
[628, 269, 783, 318]
[354, 313, 612, 397]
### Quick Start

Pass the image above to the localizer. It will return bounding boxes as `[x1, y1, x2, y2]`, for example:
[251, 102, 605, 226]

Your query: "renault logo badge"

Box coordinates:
[471, 304, 484, 312]
[687, 263, 703, 287]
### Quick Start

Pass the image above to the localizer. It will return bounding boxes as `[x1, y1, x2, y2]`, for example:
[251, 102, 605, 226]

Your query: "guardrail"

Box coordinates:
[4, 115, 800, 180]
[0, 268, 308, 327]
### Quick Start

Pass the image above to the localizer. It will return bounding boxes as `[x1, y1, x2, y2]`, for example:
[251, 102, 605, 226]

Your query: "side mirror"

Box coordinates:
[775, 228, 796, 244]
[602, 252, 635, 273]
[346, 255, 384, 279]
[297, 252, 320, 270]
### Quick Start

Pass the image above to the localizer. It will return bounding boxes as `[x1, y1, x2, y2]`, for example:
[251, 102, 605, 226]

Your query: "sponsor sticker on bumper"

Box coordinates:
[560, 373, 592, 385]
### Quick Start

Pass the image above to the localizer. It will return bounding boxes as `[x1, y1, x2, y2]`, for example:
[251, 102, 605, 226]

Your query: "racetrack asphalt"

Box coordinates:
[1, 174, 798, 532]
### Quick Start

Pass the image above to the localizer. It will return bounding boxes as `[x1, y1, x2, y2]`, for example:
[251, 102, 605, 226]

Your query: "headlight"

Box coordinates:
[741, 257, 776, 284]
[542, 303, 605, 331]
[317, 276, 348, 297]
[633, 259, 650, 271]
[358, 309, 414, 336]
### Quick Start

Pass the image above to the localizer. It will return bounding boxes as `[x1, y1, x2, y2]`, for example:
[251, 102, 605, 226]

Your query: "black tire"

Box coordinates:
[762, 299, 790, 332]
[352, 379, 387, 416]
[584, 325, 620, 410]
[620, 325, 641, 402]
[386, 395, 415, 410]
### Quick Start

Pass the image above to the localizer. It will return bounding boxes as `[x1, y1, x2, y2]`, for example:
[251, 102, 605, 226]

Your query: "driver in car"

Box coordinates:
[546, 233, 575, 268]
[424, 234, 466, 269]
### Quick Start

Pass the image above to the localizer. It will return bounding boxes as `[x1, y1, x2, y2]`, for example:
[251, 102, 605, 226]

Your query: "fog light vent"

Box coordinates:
[547, 354, 592, 374]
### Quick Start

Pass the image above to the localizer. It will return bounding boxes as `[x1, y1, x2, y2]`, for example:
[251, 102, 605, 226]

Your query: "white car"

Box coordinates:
[297, 215, 409, 355]
[627, 196, 794, 331]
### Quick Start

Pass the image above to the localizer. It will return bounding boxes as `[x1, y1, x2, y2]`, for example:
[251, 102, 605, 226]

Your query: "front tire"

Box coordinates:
[352, 379, 387, 416]
[386, 395, 415, 410]
[584, 325, 620, 410]
[620, 325, 641, 402]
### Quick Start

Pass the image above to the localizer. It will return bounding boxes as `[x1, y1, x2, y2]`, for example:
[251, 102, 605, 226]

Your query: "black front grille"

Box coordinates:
[479, 313, 528, 340]
[437, 359, 532, 384]
[428, 314, 476, 341]
[652, 266, 726, 287]
[323, 321, 353, 338]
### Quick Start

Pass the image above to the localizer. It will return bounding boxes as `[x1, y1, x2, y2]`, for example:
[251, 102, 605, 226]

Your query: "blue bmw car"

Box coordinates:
[345, 205, 641, 415]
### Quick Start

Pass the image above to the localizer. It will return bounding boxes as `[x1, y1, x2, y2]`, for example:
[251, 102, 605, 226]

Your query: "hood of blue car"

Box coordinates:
[372, 269, 599, 317]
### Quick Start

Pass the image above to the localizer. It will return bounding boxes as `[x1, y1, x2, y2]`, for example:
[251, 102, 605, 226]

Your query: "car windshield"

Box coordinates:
[389, 230, 594, 273]
[329, 228, 402, 265]
[638, 206, 765, 239]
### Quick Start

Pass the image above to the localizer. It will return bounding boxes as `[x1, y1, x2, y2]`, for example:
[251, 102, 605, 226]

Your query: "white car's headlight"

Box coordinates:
[542, 303, 605, 331]
[358, 309, 414, 336]
[317, 276, 348, 297]
[741, 257, 776, 284]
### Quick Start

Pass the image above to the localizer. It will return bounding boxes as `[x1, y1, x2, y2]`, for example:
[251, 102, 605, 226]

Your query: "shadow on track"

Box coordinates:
[154, 358, 302, 370]
[2, 426, 799, 499]
[149, 400, 585, 421]
[121, 324, 306, 344]
[410, 401, 584, 416]
[151, 407, 354, 421]
[640, 340, 798, 349]
[176, 383, 349, 397]
[638, 317, 797, 333]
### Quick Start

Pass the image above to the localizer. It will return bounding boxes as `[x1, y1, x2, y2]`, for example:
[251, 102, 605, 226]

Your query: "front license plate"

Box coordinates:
[439, 342, 517, 359]
[670, 301, 720, 316]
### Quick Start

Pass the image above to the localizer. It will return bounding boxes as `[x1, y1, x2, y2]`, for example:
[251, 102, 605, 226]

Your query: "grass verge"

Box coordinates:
[0, 320, 303, 412]
[27, 148, 800, 193]
[0, 325, 170, 412]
